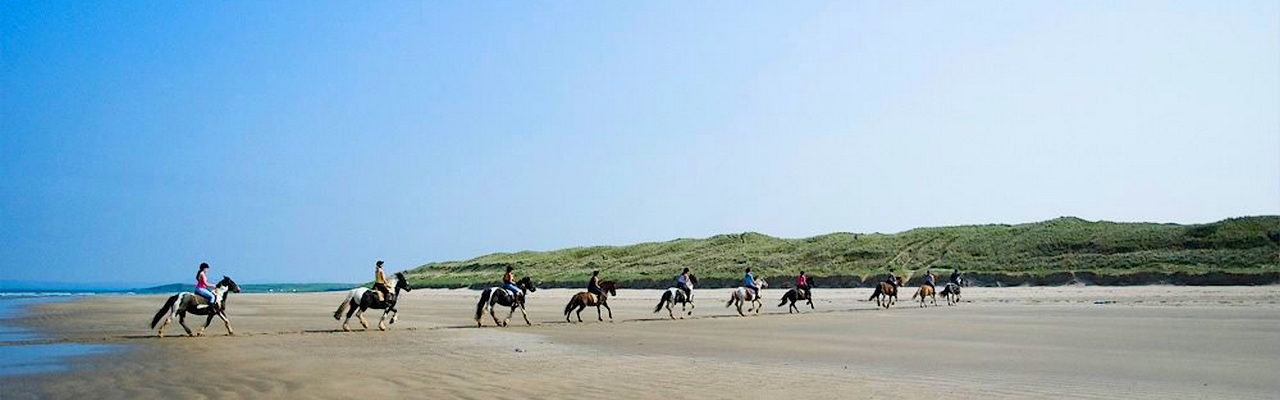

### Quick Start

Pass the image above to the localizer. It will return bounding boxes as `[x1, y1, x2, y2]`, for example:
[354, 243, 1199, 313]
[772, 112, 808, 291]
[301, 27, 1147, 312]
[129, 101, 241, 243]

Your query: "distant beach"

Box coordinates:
[1, 286, 1278, 399]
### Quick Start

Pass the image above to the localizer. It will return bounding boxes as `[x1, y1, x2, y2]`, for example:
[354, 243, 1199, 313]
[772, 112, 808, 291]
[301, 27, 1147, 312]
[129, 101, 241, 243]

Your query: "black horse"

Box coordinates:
[940, 282, 962, 306]
[474, 277, 537, 327]
[653, 274, 698, 319]
[778, 279, 815, 314]
[149, 276, 242, 338]
[333, 272, 413, 331]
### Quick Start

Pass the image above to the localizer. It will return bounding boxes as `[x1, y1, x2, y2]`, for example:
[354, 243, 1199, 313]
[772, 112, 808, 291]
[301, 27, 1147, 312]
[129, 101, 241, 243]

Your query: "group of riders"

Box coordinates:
[189, 261, 962, 309]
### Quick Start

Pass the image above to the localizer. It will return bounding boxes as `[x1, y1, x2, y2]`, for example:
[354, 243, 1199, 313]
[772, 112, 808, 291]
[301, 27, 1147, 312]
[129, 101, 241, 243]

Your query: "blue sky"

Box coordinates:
[2, 2, 1277, 285]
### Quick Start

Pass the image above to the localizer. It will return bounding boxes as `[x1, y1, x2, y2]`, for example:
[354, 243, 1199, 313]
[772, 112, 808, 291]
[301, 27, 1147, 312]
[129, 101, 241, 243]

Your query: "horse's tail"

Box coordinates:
[475, 289, 492, 321]
[725, 292, 736, 308]
[653, 290, 671, 313]
[333, 290, 356, 320]
[912, 288, 921, 300]
[150, 294, 179, 329]
[564, 296, 576, 316]
[869, 285, 881, 301]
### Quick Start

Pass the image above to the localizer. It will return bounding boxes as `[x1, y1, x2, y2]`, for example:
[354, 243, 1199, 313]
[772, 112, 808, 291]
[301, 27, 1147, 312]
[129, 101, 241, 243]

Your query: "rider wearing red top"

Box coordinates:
[796, 271, 810, 299]
[195, 263, 218, 309]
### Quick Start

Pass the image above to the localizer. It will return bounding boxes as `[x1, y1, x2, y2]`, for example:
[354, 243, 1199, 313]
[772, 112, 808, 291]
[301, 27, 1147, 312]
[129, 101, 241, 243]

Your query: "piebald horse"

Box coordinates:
[149, 276, 242, 338]
[940, 282, 962, 306]
[563, 281, 617, 323]
[778, 279, 815, 314]
[725, 278, 768, 316]
[652, 274, 698, 319]
[912, 284, 938, 308]
[333, 272, 413, 331]
[474, 277, 537, 327]
[868, 277, 902, 309]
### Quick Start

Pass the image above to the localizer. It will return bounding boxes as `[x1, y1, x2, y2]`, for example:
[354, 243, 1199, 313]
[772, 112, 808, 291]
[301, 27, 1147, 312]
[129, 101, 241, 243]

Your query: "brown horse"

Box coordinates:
[564, 281, 617, 323]
[868, 277, 901, 309]
[912, 284, 937, 308]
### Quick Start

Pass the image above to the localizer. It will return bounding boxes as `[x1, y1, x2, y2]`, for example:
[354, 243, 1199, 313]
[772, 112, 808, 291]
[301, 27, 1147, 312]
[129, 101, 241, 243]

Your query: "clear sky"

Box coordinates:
[2, 2, 1277, 285]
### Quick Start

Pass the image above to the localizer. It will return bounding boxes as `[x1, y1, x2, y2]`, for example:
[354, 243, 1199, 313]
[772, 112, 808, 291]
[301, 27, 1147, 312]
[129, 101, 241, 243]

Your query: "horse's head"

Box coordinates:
[518, 276, 536, 293]
[756, 278, 768, 289]
[395, 272, 412, 293]
[688, 274, 698, 288]
[218, 276, 242, 293]
[601, 281, 617, 296]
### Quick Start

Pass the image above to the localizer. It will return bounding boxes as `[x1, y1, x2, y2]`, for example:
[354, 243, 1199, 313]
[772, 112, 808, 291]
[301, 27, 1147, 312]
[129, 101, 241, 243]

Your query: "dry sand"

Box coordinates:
[3, 286, 1279, 399]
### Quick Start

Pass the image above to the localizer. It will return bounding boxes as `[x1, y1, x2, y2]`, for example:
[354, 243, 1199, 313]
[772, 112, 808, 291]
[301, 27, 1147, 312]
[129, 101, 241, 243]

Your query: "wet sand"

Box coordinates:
[3, 286, 1279, 399]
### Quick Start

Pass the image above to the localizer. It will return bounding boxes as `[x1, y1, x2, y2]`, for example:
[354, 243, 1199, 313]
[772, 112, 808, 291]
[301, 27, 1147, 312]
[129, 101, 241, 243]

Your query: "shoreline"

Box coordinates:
[3, 286, 1279, 399]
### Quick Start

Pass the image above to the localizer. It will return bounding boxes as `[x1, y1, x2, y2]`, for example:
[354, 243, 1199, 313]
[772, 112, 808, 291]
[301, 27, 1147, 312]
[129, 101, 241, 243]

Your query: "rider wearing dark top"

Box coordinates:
[950, 269, 962, 285]
[885, 273, 898, 286]
[587, 270, 603, 302]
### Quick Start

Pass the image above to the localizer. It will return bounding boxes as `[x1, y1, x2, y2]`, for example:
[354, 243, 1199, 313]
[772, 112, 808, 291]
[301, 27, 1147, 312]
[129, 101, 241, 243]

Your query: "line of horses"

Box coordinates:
[147, 273, 964, 337]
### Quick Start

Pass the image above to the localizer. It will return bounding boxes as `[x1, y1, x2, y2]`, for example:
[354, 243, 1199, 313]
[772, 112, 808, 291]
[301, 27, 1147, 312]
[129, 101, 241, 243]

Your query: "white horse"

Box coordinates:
[725, 278, 768, 316]
[653, 274, 698, 319]
[333, 273, 412, 331]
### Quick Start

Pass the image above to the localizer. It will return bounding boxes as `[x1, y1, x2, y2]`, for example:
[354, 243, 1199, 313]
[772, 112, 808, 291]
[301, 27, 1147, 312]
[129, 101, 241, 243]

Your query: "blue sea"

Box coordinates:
[0, 294, 119, 377]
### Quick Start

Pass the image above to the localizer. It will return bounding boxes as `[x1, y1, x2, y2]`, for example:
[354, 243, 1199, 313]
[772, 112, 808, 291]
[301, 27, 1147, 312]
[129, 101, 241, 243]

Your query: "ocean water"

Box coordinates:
[0, 296, 119, 377]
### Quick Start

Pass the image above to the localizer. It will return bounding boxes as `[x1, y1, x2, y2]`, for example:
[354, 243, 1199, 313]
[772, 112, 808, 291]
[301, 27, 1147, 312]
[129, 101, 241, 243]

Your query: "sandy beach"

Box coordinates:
[3, 286, 1279, 399]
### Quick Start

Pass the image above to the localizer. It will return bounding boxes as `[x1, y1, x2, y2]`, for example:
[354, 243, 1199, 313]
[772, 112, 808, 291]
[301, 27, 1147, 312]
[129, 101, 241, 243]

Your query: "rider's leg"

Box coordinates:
[195, 288, 216, 308]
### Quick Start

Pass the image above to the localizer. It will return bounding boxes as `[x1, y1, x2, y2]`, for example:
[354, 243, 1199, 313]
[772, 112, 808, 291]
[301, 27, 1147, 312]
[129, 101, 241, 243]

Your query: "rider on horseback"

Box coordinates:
[373, 260, 392, 303]
[502, 266, 521, 300]
[950, 269, 962, 286]
[675, 268, 692, 300]
[744, 268, 759, 300]
[796, 271, 810, 300]
[587, 270, 603, 302]
[885, 273, 899, 287]
[924, 269, 936, 291]
[195, 262, 218, 310]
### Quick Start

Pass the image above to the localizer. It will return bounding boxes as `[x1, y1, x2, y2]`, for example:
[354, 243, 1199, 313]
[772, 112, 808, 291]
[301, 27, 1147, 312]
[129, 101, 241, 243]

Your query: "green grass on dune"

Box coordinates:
[402, 216, 1280, 288]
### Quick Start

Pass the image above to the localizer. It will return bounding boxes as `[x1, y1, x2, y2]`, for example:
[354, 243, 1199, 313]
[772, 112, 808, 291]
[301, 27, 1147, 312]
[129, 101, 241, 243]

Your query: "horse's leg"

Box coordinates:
[217, 312, 234, 335]
[179, 311, 194, 337]
[490, 302, 502, 327]
[602, 301, 612, 321]
[668, 303, 676, 320]
[378, 309, 389, 331]
[503, 305, 516, 327]
[198, 312, 215, 336]
[158, 308, 174, 338]
[519, 304, 531, 326]
[357, 308, 370, 330]
[575, 303, 585, 323]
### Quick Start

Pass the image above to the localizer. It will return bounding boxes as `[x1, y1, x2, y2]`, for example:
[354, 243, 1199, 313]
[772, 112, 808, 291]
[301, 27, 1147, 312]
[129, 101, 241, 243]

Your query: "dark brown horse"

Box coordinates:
[149, 276, 242, 337]
[563, 281, 617, 323]
[868, 277, 901, 309]
[778, 279, 815, 314]
[912, 284, 937, 307]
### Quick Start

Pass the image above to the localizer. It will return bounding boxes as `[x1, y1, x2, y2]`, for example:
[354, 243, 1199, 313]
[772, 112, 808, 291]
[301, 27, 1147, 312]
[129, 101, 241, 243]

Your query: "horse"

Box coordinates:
[778, 279, 815, 314]
[868, 277, 901, 309]
[475, 277, 537, 327]
[563, 281, 617, 323]
[149, 276, 242, 338]
[940, 282, 962, 305]
[726, 278, 769, 316]
[333, 272, 413, 331]
[653, 274, 698, 319]
[912, 284, 937, 308]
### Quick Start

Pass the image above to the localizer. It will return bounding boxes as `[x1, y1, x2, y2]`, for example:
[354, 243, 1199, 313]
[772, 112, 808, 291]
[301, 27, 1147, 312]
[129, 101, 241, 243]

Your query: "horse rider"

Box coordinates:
[675, 268, 692, 300]
[195, 262, 218, 310]
[950, 269, 963, 286]
[796, 271, 810, 300]
[885, 273, 899, 287]
[744, 267, 759, 300]
[587, 270, 604, 302]
[502, 266, 521, 299]
[924, 268, 936, 291]
[373, 260, 391, 303]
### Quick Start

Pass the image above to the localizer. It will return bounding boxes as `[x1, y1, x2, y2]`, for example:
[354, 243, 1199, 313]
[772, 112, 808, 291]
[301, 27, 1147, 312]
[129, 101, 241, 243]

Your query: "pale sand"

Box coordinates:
[3, 286, 1279, 399]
